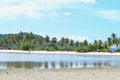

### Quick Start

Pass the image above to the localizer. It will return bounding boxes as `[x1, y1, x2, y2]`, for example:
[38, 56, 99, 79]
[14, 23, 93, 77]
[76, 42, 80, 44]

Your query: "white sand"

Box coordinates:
[0, 50, 120, 57]
[0, 68, 120, 80]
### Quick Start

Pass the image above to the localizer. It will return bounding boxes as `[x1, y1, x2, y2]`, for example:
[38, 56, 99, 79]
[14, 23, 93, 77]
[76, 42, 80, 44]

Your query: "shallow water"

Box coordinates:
[0, 53, 120, 69]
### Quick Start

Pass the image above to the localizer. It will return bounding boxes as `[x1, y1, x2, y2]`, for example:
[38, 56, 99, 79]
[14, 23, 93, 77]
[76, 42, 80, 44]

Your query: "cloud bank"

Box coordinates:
[0, 0, 96, 19]
[97, 10, 120, 21]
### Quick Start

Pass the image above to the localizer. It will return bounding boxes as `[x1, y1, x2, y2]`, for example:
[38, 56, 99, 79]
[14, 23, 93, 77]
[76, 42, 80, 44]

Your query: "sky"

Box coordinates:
[0, 0, 120, 42]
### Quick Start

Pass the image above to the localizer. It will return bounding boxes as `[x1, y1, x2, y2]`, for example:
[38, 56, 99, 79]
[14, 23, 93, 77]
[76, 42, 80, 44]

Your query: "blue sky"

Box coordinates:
[0, 0, 120, 42]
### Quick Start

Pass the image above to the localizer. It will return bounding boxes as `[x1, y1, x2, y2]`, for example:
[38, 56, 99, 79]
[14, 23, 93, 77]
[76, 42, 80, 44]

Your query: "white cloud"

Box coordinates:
[97, 10, 120, 21]
[0, 0, 96, 19]
[0, 1, 42, 19]
[78, 0, 96, 4]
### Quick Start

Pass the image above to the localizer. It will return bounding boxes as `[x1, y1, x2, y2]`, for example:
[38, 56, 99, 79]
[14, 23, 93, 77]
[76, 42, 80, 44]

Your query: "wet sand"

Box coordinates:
[0, 68, 120, 80]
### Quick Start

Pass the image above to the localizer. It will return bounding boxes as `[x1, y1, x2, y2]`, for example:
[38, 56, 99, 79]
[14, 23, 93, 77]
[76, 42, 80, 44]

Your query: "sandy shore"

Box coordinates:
[0, 68, 119, 80]
[0, 50, 120, 57]
[0, 50, 120, 80]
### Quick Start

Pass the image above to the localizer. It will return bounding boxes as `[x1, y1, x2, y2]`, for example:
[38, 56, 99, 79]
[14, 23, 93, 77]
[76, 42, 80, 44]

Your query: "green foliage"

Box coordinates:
[45, 46, 50, 51]
[45, 35, 50, 43]
[19, 42, 32, 50]
[101, 48, 109, 52]
[45, 45, 58, 51]
[115, 49, 120, 52]
[0, 32, 120, 53]
[76, 44, 105, 52]
[76, 47, 88, 53]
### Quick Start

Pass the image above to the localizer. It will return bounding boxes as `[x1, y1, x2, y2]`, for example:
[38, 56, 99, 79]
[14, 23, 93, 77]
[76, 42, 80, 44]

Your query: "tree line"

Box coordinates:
[0, 32, 120, 52]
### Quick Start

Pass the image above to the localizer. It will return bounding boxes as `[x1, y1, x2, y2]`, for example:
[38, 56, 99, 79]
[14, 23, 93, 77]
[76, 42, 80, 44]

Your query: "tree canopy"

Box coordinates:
[0, 32, 120, 52]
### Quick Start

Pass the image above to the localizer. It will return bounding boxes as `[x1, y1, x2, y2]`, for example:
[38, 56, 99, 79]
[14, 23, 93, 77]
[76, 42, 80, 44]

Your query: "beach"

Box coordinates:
[0, 50, 120, 57]
[0, 68, 120, 80]
[0, 50, 120, 80]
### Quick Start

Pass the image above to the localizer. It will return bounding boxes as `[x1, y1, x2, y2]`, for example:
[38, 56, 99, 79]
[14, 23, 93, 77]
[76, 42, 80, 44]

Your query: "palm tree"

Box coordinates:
[29, 32, 34, 39]
[68, 39, 74, 51]
[51, 37, 57, 45]
[75, 41, 80, 48]
[35, 36, 43, 50]
[103, 41, 107, 49]
[18, 31, 23, 40]
[97, 39, 103, 51]
[79, 42, 83, 47]
[59, 37, 65, 51]
[45, 35, 50, 45]
[26, 32, 31, 40]
[83, 40, 88, 46]
[98, 39, 103, 46]
[111, 33, 116, 45]
[23, 36, 27, 43]
[0, 39, 4, 48]
[94, 40, 98, 45]
[64, 38, 69, 50]
[118, 37, 120, 45]
[7, 34, 13, 45]
[115, 37, 119, 46]
[65, 38, 69, 46]
[107, 37, 112, 48]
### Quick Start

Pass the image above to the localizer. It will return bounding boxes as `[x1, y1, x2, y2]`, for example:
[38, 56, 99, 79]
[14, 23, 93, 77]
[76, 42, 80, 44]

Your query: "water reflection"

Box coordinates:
[0, 60, 120, 69]
[83, 62, 87, 68]
[69, 62, 73, 68]
[6, 62, 43, 69]
[0, 53, 120, 69]
[60, 62, 64, 69]
[51, 62, 56, 69]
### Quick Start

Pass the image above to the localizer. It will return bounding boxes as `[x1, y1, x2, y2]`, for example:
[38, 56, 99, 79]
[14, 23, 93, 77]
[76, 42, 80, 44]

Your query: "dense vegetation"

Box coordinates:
[0, 32, 120, 52]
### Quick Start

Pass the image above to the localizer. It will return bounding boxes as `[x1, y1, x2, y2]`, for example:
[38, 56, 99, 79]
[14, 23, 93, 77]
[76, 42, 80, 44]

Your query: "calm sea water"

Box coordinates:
[0, 53, 120, 69]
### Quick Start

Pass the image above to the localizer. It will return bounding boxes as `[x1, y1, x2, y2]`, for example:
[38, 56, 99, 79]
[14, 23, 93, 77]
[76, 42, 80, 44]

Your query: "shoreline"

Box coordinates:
[0, 50, 120, 57]
[0, 67, 120, 80]
[0, 49, 120, 57]
[0, 50, 120, 80]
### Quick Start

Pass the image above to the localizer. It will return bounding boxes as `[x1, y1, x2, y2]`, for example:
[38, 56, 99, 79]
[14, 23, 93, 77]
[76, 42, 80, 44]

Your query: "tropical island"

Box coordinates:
[0, 31, 120, 53]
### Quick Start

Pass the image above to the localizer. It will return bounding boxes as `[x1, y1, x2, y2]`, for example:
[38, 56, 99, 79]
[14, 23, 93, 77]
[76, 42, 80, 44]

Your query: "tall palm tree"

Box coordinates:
[107, 37, 112, 48]
[68, 39, 74, 51]
[64, 38, 69, 50]
[75, 41, 80, 48]
[29, 32, 34, 39]
[59, 37, 65, 51]
[83, 40, 88, 46]
[94, 40, 98, 45]
[18, 31, 23, 40]
[45, 35, 50, 45]
[111, 33, 116, 45]
[98, 39, 103, 46]
[51, 37, 57, 45]
[103, 41, 107, 49]
[79, 42, 83, 47]
[115, 37, 119, 46]
[35, 36, 43, 50]
[65, 38, 69, 46]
